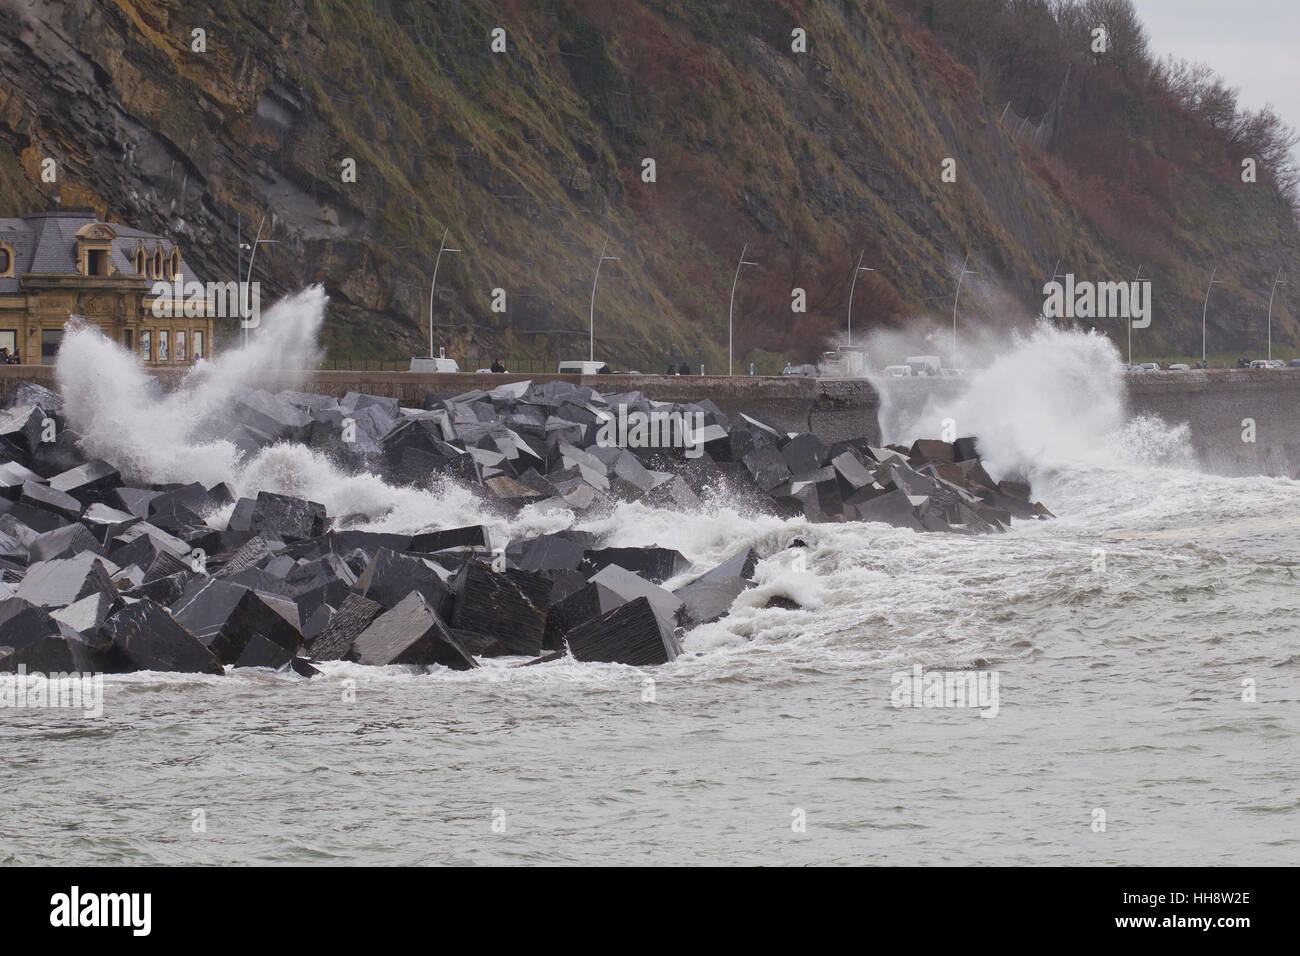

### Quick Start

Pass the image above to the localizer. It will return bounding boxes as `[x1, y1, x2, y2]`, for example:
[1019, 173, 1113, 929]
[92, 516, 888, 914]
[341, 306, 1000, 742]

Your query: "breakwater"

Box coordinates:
[1, 366, 1295, 477]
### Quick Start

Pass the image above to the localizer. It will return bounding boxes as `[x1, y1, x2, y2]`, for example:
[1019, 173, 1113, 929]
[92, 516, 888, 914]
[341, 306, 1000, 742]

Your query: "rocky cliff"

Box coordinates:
[1, 0, 1296, 367]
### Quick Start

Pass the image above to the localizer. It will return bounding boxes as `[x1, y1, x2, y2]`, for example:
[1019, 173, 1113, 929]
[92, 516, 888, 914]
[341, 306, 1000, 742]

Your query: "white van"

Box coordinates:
[882, 364, 914, 378]
[557, 360, 610, 375]
[820, 346, 869, 377]
[409, 357, 460, 372]
[903, 355, 943, 376]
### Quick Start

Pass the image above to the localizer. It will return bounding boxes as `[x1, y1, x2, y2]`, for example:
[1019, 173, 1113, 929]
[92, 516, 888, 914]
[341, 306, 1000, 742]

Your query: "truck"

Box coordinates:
[819, 346, 870, 378]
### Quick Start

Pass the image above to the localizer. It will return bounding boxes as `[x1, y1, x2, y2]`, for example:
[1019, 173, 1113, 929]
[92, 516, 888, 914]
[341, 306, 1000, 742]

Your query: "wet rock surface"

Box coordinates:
[0, 380, 1052, 672]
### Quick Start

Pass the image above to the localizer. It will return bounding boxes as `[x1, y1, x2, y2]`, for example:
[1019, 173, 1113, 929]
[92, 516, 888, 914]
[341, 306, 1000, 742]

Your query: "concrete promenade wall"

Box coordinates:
[1124, 370, 1300, 477]
[2, 365, 1296, 478]
[0, 365, 870, 445]
[875, 370, 1300, 478]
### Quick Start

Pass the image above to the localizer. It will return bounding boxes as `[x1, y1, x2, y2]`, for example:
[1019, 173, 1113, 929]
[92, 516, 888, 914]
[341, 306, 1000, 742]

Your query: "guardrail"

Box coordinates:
[317, 355, 717, 374]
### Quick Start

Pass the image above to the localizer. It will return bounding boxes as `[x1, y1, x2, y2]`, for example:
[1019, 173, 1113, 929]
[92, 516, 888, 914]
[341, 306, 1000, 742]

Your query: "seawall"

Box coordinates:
[1124, 370, 1300, 477]
[874, 370, 1300, 478]
[3, 366, 1296, 478]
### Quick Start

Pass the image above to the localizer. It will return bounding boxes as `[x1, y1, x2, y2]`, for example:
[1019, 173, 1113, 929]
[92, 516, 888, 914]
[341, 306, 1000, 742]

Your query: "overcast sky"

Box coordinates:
[1132, 0, 1300, 138]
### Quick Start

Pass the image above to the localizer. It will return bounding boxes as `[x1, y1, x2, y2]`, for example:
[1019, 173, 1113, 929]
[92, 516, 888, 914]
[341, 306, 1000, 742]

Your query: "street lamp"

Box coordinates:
[236, 213, 244, 354]
[1201, 266, 1221, 368]
[242, 215, 278, 349]
[589, 237, 619, 362]
[1130, 263, 1142, 367]
[429, 227, 461, 359]
[1267, 266, 1286, 363]
[846, 250, 875, 348]
[952, 253, 978, 370]
[728, 242, 759, 376]
[1041, 257, 1066, 318]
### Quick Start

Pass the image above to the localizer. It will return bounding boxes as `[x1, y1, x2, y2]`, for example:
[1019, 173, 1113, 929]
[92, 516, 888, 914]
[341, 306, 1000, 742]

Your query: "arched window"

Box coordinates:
[153, 249, 163, 278]
[169, 248, 181, 279]
[0, 244, 12, 277]
[134, 244, 146, 275]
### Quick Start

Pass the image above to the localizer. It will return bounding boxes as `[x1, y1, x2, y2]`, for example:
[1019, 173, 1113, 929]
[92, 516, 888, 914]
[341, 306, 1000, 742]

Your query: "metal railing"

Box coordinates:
[317, 354, 716, 374]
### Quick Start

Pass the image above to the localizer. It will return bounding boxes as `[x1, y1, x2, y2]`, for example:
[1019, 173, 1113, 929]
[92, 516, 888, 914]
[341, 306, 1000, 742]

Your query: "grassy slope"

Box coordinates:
[0, 0, 1295, 366]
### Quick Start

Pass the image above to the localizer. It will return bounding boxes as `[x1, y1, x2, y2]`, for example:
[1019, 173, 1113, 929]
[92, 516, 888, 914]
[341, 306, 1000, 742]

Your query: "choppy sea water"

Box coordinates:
[1, 300, 1296, 865]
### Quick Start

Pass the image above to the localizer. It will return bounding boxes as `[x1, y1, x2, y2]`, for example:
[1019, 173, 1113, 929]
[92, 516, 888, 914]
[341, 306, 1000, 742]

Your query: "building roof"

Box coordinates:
[0, 208, 204, 294]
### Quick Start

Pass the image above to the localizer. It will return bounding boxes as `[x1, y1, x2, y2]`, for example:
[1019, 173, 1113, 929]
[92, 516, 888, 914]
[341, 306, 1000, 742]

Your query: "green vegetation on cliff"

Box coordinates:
[0, 0, 1296, 368]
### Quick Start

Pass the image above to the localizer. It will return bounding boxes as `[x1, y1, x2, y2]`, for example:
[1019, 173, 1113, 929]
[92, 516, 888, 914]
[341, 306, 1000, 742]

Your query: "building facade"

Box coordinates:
[0, 208, 214, 365]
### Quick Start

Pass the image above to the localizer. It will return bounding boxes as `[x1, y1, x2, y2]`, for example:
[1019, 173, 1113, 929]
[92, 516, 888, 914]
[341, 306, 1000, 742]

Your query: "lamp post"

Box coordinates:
[235, 212, 244, 358]
[1043, 258, 1066, 318]
[952, 253, 978, 370]
[242, 215, 277, 349]
[429, 227, 461, 359]
[728, 242, 759, 376]
[1201, 266, 1220, 368]
[1130, 263, 1142, 367]
[1267, 266, 1286, 363]
[589, 237, 619, 362]
[846, 250, 875, 348]
[239, 237, 250, 351]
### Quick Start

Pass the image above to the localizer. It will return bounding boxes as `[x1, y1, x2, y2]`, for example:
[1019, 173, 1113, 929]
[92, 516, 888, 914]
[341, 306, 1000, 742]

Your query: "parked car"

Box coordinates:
[781, 363, 818, 376]
[1290, 359, 1300, 368]
[882, 364, 914, 378]
[1167, 363, 1190, 371]
[1139, 362, 1161, 371]
[1265, 359, 1286, 369]
[1250, 359, 1269, 369]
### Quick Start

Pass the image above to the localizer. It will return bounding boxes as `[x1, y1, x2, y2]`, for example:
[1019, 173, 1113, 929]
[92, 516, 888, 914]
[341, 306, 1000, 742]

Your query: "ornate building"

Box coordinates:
[0, 208, 214, 365]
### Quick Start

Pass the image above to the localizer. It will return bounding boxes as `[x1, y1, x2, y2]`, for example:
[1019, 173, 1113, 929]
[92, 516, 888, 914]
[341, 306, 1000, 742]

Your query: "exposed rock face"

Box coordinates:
[3, 1, 1290, 364]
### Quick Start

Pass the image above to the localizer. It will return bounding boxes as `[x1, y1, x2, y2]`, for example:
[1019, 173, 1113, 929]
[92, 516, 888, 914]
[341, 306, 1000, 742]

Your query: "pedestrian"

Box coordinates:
[491, 357, 506, 373]
[10, 349, 19, 365]
[678, 362, 690, 375]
